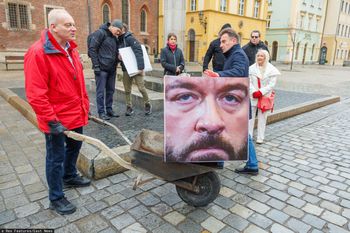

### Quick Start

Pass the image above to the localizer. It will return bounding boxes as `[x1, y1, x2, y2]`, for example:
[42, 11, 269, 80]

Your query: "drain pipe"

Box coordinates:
[87, 0, 92, 34]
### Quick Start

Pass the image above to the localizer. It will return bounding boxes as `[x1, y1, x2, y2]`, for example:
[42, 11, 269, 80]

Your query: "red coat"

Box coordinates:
[25, 30, 89, 133]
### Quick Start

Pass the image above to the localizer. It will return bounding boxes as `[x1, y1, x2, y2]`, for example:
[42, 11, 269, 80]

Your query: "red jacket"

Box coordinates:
[24, 30, 89, 133]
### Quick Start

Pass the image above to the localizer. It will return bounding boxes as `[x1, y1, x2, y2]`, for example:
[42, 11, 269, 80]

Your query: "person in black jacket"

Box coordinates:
[88, 19, 121, 120]
[117, 24, 151, 116]
[160, 33, 185, 75]
[202, 23, 231, 72]
[242, 30, 269, 66]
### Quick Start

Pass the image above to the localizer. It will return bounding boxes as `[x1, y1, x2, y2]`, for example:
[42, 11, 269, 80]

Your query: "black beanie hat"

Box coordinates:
[111, 19, 123, 29]
[221, 23, 232, 31]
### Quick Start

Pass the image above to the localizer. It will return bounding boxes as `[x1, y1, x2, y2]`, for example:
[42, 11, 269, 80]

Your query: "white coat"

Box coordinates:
[249, 63, 280, 107]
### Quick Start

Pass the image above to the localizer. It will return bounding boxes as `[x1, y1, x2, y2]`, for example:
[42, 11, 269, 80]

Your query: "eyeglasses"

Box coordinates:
[251, 36, 259, 39]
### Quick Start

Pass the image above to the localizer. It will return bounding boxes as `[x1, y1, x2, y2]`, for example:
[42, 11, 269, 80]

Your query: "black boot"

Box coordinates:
[145, 103, 152, 115]
[49, 197, 76, 215]
[98, 113, 110, 120]
[107, 110, 120, 118]
[64, 176, 91, 188]
[125, 106, 134, 116]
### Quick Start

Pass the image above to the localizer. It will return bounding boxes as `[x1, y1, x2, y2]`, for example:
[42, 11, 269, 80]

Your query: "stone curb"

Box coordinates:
[0, 88, 341, 180]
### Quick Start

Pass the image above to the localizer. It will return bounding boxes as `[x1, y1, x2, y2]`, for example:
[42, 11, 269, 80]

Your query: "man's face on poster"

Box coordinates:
[165, 76, 249, 162]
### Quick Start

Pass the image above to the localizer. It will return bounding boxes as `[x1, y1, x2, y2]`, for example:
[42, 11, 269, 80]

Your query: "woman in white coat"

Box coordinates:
[249, 49, 280, 144]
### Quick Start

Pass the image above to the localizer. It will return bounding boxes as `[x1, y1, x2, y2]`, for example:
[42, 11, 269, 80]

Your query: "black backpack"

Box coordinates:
[87, 29, 107, 58]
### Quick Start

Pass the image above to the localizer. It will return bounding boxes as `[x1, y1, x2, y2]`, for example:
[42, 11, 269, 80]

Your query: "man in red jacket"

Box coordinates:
[24, 9, 90, 215]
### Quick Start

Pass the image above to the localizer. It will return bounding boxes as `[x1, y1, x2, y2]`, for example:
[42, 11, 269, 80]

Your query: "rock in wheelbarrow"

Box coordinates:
[131, 129, 164, 156]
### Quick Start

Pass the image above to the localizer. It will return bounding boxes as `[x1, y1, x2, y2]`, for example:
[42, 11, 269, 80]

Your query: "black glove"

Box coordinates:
[93, 66, 101, 76]
[48, 121, 67, 135]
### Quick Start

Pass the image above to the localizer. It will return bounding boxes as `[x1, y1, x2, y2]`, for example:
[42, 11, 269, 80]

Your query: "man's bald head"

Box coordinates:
[47, 9, 76, 46]
[48, 9, 73, 27]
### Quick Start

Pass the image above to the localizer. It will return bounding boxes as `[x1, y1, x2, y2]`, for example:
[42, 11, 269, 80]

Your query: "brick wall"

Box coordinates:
[0, 0, 158, 56]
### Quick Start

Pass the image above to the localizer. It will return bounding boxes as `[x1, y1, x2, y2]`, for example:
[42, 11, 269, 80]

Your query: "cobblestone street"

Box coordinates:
[1, 88, 350, 232]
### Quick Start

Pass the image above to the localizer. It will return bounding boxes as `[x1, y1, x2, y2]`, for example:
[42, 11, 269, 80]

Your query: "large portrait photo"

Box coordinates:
[164, 75, 249, 162]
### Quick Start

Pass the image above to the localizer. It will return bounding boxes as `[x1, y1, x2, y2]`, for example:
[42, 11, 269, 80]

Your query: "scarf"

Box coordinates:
[167, 43, 177, 53]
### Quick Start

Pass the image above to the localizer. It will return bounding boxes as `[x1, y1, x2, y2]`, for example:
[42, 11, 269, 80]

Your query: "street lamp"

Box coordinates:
[198, 11, 207, 34]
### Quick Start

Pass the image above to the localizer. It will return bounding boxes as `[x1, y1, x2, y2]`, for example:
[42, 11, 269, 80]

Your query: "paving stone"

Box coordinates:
[14, 202, 40, 218]
[320, 200, 342, 213]
[14, 164, 33, 174]
[319, 192, 339, 202]
[128, 205, 151, 220]
[29, 190, 47, 202]
[266, 209, 289, 224]
[231, 193, 252, 205]
[201, 216, 225, 233]
[289, 181, 306, 191]
[266, 198, 286, 210]
[106, 183, 125, 194]
[151, 203, 172, 216]
[5, 193, 29, 209]
[187, 209, 210, 223]
[287, 187, 304, 197]
[161, 192, 182, 206]
[286, 217, 312, 233]
[247, 190, 271, 202]
[93, 178, 111, 190]
[206, 205, 230, 220]
[45, 216, 68, 229]
[287, 196, 306, 208]
[302, 194, 321, 204]
[267, 189, 290, 201]
[151, 186, 171, 197]
[302, 214, 326, 229]
[0, 180, 20, 190]
[1, 185, 23, 198]
[108, 173, 128, 184]
[103, 193, 126, 206]
[64, 207, 90, 222]
[214, 196, 235, 209]
[243, 225, 268, 233]
[164, 211, 186, 225]
[283, 205, 305, 218]
[223, 213, 249, 231]
[321, 210, 347, 226]
[340, 199, 350, 208]
[119, 197, 140, 210]
[230, 204, 254, 219]
[177, 218, 203, 233]
[18, 171, 40, 186]
[172, 202, 195, 215]
[219, 187, 237, 198]
[27, 209, 56, 225]
[119, 187, 143, 198]
[318, 185, 337, 194]
[248, 213, 273, 229]
[98, 227, 117, 233]
[100, 205, 124, 220]
[3, 218, 31, 228]
[138, 213, 164, 231]
[0, 210, 16, 225]
[270, 223, 294, 233]
[56, 223, 81, 233]
[338, 190, 350, 200]
[153, 223, 181, 233]
[75, 214, 108, 233]
[70, 195, 95, 207]
[342, 208, 350, 219]
[247, 200, 270, 214]
[121, 222, 147, 233]
[24, 182, 46, 194]
[136, 192, 160, 206]
[76, 185, 96, 195]
[85, 200, 108, 213]
[90, 189, 110, 201]
[327, 223, 350, 233]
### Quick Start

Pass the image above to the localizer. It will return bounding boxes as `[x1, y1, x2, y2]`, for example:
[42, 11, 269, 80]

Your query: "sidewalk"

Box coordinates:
[1, 76, 350, 232]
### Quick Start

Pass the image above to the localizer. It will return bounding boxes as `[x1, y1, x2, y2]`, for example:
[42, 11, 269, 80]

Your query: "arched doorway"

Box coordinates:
[188, 29, 196, 62]
[302, 43, 308, 64]
[272, 41, 278, 61]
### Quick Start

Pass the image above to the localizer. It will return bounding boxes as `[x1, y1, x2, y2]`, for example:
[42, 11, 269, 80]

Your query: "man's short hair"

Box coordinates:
[251, 30, 261, 37]
[167, 33, 177, 40]
[122, 23, 128, 32]
[219, 28, 240, 41]
[48, 9, 71, 26]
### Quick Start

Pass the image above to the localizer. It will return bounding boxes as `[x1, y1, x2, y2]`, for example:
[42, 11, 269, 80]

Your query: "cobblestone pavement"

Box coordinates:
[1, 94, 350, 232]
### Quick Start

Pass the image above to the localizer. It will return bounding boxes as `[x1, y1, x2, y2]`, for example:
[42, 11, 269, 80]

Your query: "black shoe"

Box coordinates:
[145, 103, 152, 115]
[49, 197, 76, 215]
[98, 113, 110, 120]
[64, 176, 91, 188]
[125, 106, 134, 116]
[107, 110, 120, 118]
[235, 167, 259, 175]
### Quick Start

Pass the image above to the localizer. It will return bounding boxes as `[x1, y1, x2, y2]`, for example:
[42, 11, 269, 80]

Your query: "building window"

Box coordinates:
[238, 0, 245, 15]
[267, 13, 271, 28]
[122, 0, 129, 25]
[254, 0, 260, 18]
[140, 9, 146, 32]
[311, 44, 315, 60]
[268, 0, 272, 6]
[190, 0, 196, 11]
[337, 23, 341, 35]
[341, 0, 344, 11]
[316, 18, 320, 32]
[220, 0, 227, 12]
[300, 15, 304, 29]
[337, 49, 339, 59]
[346, 2, 348, 12]
[308, 17, 312, 30]
[7, 2, 30, 30]
[102, 4, 110, 24]
[346, 26, 349, 37]
[341, 25, 344, 36]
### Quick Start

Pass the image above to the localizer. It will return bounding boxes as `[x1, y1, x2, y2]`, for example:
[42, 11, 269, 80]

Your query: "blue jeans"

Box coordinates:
[45, 127, 83, 201]
[95, 70, 116, 114]
[246, 135, 258, 169]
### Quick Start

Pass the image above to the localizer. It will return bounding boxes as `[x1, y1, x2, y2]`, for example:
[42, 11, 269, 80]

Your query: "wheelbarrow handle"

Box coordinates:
[89, 115, 133, 146]
[63, 130, 134, 171]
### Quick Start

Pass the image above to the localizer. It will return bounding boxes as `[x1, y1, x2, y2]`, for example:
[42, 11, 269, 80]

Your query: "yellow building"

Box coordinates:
[159, 0, 269, 63]
[323, 0, 350, 65]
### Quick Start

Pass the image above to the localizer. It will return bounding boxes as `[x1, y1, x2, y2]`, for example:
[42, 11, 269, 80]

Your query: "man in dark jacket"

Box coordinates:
[117, 24, 151, 116]
[204, 28, 259, 175]
[242, 30, 269, 66]
[202, 23, 231, 72]
[88, 19, 121, 120]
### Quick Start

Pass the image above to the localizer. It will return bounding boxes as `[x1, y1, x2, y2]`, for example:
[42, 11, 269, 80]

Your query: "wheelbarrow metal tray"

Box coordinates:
[129, 150, 216, 182]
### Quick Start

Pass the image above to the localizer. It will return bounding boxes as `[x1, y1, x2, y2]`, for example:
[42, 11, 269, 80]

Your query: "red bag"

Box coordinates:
[257, 78, 275, 113]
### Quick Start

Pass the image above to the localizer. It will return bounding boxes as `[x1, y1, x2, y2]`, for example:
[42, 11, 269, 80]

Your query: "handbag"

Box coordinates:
[257, 78, 275, 113]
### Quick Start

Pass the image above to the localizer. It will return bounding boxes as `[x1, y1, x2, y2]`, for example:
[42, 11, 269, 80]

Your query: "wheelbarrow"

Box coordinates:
[64, 116, 221, 207]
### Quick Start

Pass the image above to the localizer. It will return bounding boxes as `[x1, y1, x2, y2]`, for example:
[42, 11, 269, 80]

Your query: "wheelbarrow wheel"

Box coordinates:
[176, 171, 220, 207]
